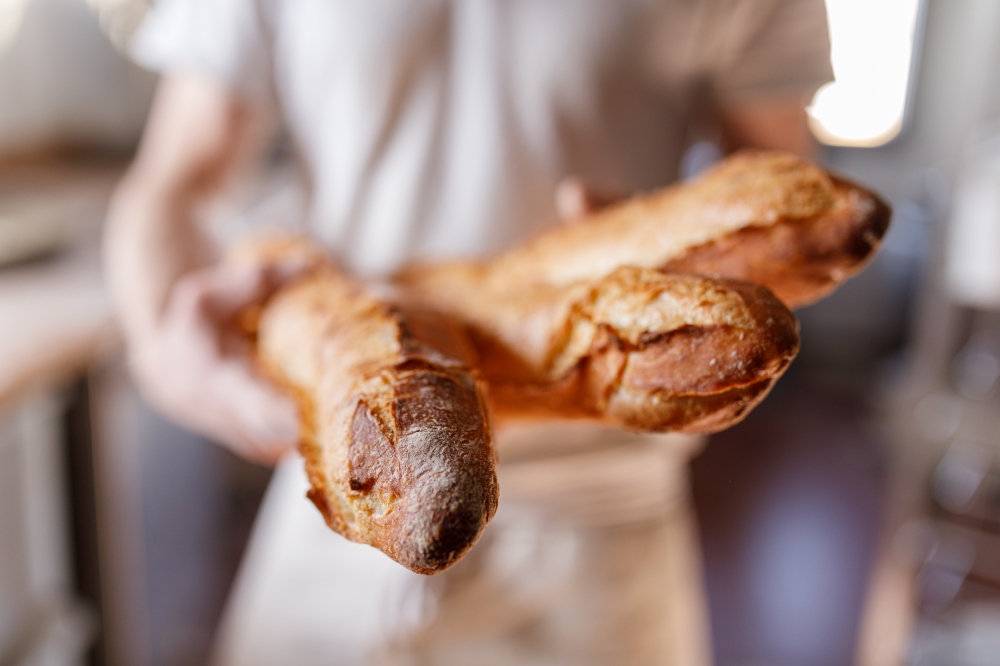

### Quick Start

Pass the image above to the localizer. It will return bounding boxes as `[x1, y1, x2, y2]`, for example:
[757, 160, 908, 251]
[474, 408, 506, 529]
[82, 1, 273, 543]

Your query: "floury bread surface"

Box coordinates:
[232, 239, 498, 575]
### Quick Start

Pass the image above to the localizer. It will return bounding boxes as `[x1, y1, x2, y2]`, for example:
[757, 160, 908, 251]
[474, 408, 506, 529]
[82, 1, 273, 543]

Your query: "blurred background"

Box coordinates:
[2, 0, 1000, 664]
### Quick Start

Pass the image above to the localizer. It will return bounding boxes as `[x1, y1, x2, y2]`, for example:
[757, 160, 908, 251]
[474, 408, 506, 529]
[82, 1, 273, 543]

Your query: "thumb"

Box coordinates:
[555, 177, 627, 222]
[216, 359, 300, 464]
[173, 262, 305, 321]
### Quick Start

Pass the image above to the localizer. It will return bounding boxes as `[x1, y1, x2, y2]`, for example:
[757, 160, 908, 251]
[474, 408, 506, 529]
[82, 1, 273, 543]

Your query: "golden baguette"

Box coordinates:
[396, 151, 889, 429]
[400, 265, 799, 433]
[230, 238, 497, 575]
[405, 151, 891, 309]
[226, 152, 887, 570]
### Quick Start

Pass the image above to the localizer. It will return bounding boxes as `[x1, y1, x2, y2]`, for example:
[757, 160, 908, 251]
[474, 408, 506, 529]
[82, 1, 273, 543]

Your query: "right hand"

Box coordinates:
[128, 263, 301, 464]
[555, 177, 627, 221]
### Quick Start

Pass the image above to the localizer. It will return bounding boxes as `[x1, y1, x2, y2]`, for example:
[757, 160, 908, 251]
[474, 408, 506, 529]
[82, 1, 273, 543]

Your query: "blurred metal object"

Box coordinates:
[860, 214, 1000, 664]
[917, 528, 975, 613]
[932, 440, 992, 512]
[914, 391, 963, 443]
[952, 313, 1000, 403]
[852, 3, 1000, 661]
[910, 602, 1000, 666]
[84, 0, 150, 53]
[947, 136, 1000, 310]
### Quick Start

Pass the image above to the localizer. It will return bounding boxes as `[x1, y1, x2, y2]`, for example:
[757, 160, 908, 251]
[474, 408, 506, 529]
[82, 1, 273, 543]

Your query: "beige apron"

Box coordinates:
[211, 424, 711, 666]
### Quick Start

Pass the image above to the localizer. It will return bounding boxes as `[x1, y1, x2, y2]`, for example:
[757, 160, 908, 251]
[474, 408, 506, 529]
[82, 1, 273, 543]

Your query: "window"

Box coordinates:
[809, 0, 925, 147]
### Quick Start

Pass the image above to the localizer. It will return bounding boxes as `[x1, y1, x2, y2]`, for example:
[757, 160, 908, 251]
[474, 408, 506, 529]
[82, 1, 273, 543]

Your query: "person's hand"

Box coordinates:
[555, 177, 627, 221]
[128, 263, 301, 464]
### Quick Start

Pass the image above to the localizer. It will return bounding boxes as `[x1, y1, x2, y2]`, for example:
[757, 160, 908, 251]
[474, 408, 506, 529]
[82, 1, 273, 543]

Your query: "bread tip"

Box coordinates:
[349, 372, 499, 575]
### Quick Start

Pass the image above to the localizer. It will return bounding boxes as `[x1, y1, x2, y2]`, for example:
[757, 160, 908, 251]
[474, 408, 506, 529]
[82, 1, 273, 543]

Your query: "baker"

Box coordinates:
[104, 1, 834, 663]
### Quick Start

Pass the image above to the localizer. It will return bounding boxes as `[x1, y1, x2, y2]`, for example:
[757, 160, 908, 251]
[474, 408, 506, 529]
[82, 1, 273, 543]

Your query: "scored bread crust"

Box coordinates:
[400, 265, 800, 433]
[662, 174, 891, 308]
[223, 152, 887, 570]
[406, 151, 890, 310]
[395, 151, 889, 431]
[232, 239, 498, 575]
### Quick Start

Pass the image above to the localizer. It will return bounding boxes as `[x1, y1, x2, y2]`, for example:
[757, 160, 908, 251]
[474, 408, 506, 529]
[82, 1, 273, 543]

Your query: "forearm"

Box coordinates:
[720, 97, 816, 158]
[103, 73, 258, 342]
[104, 170, 214, 341]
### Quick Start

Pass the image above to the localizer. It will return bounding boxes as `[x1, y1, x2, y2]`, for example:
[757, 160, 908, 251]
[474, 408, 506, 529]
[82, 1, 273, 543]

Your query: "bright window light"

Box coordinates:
[808, 0, 923, 147]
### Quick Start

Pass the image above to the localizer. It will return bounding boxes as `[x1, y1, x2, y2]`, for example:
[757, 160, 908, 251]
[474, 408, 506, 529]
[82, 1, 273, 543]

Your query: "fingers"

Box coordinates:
[214, 359, 300, 464]
[132, 261, 307, 465]
[555, 177, 627, 222]
[555, 177, 591, 221]
[169, 261, 309, 323]
[167, 267, 264, 327]
[130, 336, 299, 464]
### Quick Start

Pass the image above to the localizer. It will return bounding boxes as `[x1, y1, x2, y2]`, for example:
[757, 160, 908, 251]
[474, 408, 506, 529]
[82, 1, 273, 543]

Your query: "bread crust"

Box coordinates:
[407, 152, 890, 309]
[395, 152, 889, 430]
[663, 175, 891, 307]
[400, 266, 800, 433]
[235, 239, 498, 575]
[224, 152, 886, 570]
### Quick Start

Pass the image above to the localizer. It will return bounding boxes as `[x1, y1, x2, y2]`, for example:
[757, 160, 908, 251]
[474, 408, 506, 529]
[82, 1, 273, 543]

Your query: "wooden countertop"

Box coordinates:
[0, 156, 126, 408]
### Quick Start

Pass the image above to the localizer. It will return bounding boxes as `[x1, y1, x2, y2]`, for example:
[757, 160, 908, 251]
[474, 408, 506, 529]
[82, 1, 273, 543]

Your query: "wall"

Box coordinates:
[0, 0, 155, 158]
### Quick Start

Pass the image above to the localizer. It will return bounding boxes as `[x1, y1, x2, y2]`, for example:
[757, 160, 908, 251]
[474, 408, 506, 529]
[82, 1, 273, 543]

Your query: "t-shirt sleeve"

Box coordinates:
[130, 0, 273, 101]
[711, 0, 834, 102]
[647, 0, 834, 103]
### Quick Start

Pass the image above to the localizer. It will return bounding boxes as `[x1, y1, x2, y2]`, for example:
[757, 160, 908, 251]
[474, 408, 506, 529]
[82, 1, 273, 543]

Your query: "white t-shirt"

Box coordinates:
[133, 0, 832, 277]
[131, 4, 834, 662]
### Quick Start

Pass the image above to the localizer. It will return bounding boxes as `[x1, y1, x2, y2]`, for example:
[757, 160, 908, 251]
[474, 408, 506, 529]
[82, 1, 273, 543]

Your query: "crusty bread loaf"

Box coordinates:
[395, 151, 888, 430]
[231, 238, 498, 575]
[408, 151, 890, 309]
[399, 265, 799, 433]
[226, 152, 887, 571]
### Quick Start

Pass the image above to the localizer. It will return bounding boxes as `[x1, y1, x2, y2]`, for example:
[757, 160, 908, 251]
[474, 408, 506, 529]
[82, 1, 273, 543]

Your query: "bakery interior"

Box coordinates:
[3, 1, 1000, 665]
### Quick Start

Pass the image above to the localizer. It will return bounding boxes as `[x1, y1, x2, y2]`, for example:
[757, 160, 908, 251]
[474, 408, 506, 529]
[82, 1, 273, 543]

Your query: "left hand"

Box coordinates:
[128, 262, 302, 464]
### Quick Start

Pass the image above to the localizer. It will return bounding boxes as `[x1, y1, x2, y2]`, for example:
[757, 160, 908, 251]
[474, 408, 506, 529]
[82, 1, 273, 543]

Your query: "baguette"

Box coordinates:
[231, 238, 498, 575]
[229, 152, 886, 569]
[419, 151, 890, 309]
[396, 151, 888, 430]
[400, 265, 799, 433]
